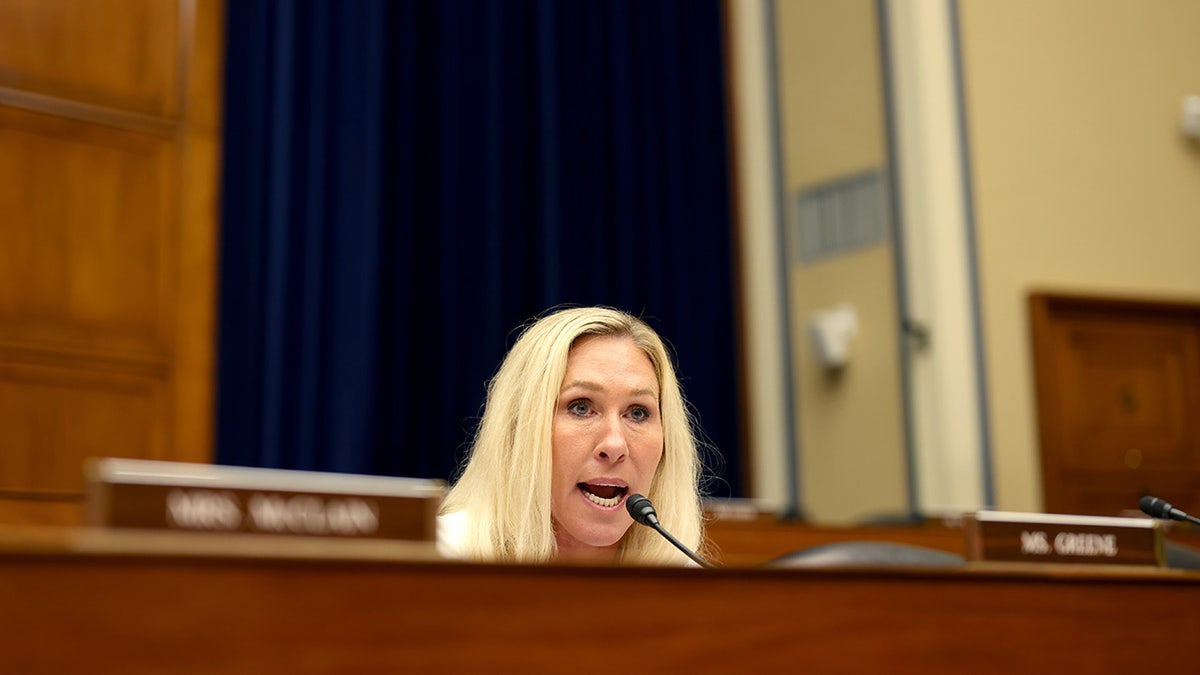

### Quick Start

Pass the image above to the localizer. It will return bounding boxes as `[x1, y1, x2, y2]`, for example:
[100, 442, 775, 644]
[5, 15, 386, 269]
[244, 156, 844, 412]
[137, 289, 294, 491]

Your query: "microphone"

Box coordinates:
[626, 493, 716, 569]
[1139, 495, 1200, 527]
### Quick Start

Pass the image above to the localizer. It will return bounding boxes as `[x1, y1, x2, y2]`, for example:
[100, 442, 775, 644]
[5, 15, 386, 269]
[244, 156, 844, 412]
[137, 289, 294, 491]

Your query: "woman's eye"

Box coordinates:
[567, 400, 591, 416]
[629, 406, 650, 422]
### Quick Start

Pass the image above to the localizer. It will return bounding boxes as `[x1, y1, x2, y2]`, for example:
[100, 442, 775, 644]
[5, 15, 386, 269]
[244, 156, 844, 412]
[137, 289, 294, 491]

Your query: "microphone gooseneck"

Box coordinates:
[1139, 495, 1200, 527]
[626, 493, 715, 569]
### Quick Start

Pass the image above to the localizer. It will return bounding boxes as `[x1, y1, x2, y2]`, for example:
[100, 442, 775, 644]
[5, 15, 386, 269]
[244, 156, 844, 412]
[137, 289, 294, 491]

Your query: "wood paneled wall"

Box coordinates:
[0, 0, 223, 524]
[1030, 293, 1200, 516]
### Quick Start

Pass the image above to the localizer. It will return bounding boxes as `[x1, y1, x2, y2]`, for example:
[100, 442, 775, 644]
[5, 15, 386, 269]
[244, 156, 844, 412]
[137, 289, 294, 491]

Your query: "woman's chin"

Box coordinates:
[553, 515, 633, 558]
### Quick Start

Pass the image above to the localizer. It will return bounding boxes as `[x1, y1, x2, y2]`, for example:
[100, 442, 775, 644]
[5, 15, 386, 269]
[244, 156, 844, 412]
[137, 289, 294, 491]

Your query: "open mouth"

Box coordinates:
[577, 482, 629, 508]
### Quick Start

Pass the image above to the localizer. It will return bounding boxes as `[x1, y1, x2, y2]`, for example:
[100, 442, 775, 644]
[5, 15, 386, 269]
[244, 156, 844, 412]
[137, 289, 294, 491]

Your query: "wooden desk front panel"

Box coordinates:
[1, 552, 1197, 674]
[705, 516, 968, 566]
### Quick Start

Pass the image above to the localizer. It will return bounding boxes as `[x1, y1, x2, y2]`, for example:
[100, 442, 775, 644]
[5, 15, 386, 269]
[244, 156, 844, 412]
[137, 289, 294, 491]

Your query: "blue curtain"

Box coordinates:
[217, 0, 743, 497]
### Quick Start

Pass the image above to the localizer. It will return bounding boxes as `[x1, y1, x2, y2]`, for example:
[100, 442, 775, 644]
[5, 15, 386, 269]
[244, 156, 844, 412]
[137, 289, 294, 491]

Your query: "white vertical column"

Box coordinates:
[886, 0, 988, 514]
[725, 0, 793, 512]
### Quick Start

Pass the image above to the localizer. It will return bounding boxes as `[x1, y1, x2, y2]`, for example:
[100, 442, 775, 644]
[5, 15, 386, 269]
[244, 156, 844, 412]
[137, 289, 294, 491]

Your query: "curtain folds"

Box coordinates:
[217, 0, 743, 496]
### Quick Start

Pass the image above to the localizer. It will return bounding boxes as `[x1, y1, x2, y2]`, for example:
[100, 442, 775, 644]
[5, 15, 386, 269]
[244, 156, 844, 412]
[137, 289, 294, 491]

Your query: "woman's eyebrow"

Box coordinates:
[560, 380, 657, 398]
[560, 380, 602, 393]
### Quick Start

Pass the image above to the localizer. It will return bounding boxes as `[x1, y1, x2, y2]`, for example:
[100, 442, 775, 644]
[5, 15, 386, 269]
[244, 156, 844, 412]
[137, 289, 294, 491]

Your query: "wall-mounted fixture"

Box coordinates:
[1183, 95, 1200, 139]
[809, 303, 859, 370]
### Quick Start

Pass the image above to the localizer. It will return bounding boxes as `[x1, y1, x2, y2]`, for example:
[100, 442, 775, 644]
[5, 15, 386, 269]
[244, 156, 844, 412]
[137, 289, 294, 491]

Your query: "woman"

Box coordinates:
[438, 305, 707, 565]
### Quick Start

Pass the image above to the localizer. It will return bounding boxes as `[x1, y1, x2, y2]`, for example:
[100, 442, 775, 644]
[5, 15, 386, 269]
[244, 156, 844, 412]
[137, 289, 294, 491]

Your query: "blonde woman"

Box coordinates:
[438, 305, 708, 566]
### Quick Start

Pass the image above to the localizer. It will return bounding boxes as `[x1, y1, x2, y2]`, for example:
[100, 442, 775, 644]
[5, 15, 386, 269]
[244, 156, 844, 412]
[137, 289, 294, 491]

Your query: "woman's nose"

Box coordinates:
[595, 415, 628, 462]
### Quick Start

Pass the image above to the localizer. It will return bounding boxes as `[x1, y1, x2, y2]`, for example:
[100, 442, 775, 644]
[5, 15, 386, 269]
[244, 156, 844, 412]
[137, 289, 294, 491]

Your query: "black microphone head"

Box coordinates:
[626, 493, 659, 527]
[1140, 495, 1174, 519]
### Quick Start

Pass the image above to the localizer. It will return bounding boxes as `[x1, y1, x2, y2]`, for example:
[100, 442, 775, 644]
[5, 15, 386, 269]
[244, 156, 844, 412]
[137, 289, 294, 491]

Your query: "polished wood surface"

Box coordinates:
[1030, 292, 1200, 516]
[0, 0, 223, 524]
[0, 0, 181, 116]
[0, 528, 1197, 674]
[705, 509, 968, 566]
[704, 506, 1200, 568]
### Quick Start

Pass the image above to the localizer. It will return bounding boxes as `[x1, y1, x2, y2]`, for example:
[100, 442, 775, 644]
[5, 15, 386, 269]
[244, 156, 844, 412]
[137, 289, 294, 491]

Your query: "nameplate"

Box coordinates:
[85, 458, 446, 541]
[963, 510, 1164, 567]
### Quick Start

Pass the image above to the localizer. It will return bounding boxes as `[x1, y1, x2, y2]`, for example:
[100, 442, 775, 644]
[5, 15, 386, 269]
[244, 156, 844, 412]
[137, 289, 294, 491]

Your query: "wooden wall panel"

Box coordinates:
[172, 0, 223, 465]
[1030, 293, 1200, 516]
[0, 0, 179, 116]
[1055, 322, 1198, 471]
[0, 0, 222, 524]
[0, 106, 172, 357]
[0, 363, 164, 494]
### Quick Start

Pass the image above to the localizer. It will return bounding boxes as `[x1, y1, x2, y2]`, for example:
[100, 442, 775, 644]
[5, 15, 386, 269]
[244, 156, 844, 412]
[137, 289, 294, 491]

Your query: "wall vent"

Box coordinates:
[790, 169, 891, 263]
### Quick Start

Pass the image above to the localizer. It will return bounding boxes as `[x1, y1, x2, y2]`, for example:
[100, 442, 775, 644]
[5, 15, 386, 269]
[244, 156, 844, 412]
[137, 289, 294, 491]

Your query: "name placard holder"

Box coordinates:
[963, 510, 1165, 567]
[85, 458, 446, 543]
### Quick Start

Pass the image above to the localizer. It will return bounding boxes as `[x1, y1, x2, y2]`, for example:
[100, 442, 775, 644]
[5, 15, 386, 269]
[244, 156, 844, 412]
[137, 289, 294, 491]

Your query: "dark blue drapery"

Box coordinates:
[217, 0, 743, 497]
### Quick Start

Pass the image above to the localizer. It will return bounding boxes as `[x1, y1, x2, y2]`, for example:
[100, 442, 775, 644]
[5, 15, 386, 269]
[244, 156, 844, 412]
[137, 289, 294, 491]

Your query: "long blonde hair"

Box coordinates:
[440, 306, 706, 565]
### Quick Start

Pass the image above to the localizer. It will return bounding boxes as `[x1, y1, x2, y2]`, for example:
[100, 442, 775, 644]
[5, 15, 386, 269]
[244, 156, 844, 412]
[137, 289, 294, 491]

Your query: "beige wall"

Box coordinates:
[958, 0, 1200, 511]
[777, 0, 887, 189]
[774, 0, 909, 523]
[731, 0, 1200, 519]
